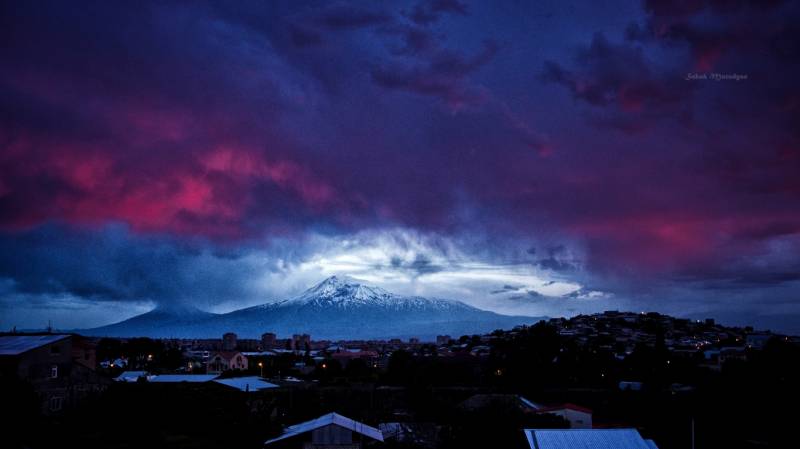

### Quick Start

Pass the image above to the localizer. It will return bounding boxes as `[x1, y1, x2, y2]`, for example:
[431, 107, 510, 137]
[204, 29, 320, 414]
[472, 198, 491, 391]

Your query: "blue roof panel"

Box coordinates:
[524, 429, 657, 449]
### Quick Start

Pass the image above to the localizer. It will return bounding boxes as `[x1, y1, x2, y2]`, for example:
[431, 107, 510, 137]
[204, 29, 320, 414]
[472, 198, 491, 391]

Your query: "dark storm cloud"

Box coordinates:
[2, 0, 800, 331]
[541, 32, 693, 131]
[315, 4, 393, 29]
[409, 0, 469, 26]
[371, 39, 498, 107]
[508, 290, 547, 303]
[408, 254, 445, 275]
[490, 285, 522, 295]
[386, 253, 444, 276]
[281, 2, 393, 47]
[536, 245, 578, 272]
[0, 224, 267, 307]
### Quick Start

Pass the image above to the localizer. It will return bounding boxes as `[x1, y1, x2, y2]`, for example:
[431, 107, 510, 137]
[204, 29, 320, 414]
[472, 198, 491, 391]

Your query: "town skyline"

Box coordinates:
[2, 0, 800, 335]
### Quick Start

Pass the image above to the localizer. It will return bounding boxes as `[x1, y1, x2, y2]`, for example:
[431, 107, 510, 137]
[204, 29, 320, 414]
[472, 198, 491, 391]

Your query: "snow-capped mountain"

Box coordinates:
[81, 276, 541, 340]
[279, 275, 474, 311]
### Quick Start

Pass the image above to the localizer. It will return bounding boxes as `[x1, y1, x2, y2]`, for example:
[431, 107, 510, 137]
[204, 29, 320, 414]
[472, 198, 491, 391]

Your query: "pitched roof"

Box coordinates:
[213, 376, 279, 392]
[211, 351, 243, 361]
[265, 412, 384, 445]
[0, 334, 70, 355]
[524, 429, 657, 449]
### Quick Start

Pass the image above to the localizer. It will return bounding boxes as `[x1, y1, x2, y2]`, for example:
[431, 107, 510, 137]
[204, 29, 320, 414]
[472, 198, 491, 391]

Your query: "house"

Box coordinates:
[379, 422, 440, 448]
[207, 351, 248, 374]
[459, 395, 592, 429]
[265, 412, 384, 448]
[71, 335, 98, 370]
[459, 394, 536, 412]
[524, 429, 658, 449]
[531, 404, 592, 429]
[0, 334, 109, 414]
[331, 350, 379, 367]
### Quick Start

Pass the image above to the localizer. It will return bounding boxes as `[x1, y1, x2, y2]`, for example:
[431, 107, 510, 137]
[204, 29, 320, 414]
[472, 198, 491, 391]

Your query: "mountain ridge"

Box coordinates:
[81, 276, 542, 340]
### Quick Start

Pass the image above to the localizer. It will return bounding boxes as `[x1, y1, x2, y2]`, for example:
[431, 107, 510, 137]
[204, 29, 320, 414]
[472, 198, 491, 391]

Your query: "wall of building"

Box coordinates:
[311, 424, 353, 445]
[549, 408, 592, 429]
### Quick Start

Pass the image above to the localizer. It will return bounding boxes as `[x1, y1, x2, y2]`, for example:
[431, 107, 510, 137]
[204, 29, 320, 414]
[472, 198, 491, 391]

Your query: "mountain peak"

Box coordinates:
[316, 275, 350, 286]
[152, 302, 209, 315]
[312, 275, 365, 289]
[305, 275, 387, 299]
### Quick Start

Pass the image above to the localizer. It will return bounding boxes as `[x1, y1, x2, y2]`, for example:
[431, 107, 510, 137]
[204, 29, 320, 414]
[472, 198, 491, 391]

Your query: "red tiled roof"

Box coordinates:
[212, 351, 243, 361]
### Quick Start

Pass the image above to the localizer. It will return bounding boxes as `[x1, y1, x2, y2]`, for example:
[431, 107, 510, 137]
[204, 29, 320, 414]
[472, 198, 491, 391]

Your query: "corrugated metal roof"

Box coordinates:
[149, 374, 218, 383]
[213, 376, 279, 392]
[0, 334, 70, 355]
[524, 429, 657, 449]
[265, 412, 384, 445]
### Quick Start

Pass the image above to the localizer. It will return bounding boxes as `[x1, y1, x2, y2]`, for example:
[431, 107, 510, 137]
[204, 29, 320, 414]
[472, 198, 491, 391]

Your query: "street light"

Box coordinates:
[258, 361, 264, 378]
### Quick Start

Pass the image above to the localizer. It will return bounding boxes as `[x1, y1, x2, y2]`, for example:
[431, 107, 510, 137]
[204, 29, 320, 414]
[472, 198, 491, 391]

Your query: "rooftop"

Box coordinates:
[149, 374, 219, 383]
[265, 412, 384, 445]
[524, 429, 657, 449]
[0, 334, 70, 356]
[213, 376, 279, 392]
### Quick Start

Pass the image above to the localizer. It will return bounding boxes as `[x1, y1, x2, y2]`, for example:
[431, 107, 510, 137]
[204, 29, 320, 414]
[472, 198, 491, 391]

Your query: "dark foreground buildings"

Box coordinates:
[0, 334, 109, 414]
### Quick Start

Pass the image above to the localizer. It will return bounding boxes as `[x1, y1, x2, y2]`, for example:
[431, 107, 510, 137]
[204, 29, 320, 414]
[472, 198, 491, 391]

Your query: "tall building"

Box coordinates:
[222, 332, 238, 351]
[261, 332, 277, 349]
[291, 334, 311, 351]
[436, 335, 452, 346]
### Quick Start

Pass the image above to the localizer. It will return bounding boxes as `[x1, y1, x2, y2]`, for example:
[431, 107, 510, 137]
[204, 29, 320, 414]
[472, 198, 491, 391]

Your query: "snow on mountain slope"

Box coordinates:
[82, 276, 542, 339]
[277, 276, 476, 311]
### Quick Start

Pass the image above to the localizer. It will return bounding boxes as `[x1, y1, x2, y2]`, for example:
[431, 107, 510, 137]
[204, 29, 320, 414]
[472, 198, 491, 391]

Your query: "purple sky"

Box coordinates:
[1, 0, 799, 333]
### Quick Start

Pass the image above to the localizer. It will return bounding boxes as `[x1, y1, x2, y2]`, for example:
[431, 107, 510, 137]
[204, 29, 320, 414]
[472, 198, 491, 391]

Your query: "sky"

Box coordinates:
[1, 0, 799, 333]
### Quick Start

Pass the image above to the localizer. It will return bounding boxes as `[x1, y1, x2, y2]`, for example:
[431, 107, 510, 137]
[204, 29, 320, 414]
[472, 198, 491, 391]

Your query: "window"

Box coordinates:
[50, 365, 58, 379]
[49, 396, 63, 412]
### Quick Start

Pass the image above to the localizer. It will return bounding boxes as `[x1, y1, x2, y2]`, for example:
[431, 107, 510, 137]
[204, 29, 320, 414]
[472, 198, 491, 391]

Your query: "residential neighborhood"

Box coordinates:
[3, 311, 798, 448]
